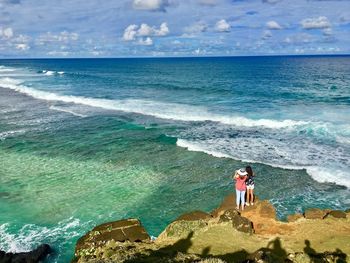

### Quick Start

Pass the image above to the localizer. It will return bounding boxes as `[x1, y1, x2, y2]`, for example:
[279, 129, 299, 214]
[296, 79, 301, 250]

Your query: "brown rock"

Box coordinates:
[219, 209, 254, 234]
[287, 213, 304, 222]
[325, 210, 347, 219]
[176, 210, 212, 221]
[257, 200, 277, 219]
[304, 208, 328, 219]
[75, 218, 150, 253]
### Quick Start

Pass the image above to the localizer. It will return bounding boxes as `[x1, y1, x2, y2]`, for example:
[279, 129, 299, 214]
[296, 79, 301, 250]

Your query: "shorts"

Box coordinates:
[246, 184, 254, 190]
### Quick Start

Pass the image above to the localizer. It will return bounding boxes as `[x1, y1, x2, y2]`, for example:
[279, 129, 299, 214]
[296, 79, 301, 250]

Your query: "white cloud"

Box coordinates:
[138, 37, 153, 45]
[215, 19, 230, 32]
[123, 24, 138, 41]
[184, 21, 207, 35]
[15, 43, 29, 51]
[123, 22, 169, 44]
[0, 27, 13, 38]
[47, 51, 70, 56]
[137, 22, 169, 37]
[266, 20, 282, 30]
[37, 31, 79, 44]
[137, 23, 154, 37]
[284, 33, 315, 44]
[157, 22, 169, 36]
[301, 16, 331, 29]
[132, 0, 169, 11]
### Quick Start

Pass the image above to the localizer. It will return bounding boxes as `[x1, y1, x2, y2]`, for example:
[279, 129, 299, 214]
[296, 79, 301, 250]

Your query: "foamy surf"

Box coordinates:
[0, 129, 27, 141]
[0, 217, 82, 253]
[176, 138, 350, 188]
[0, 78, 310, 130]
[38, 70, 64, 76]
[49, 105, 87, 118]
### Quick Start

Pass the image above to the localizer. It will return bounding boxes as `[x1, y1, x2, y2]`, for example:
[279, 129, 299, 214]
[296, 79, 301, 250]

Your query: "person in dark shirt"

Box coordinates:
[245, 165, 255, 206]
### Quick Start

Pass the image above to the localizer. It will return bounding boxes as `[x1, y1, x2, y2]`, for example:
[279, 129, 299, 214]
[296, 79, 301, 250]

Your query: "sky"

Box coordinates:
[0, 0, 350, 58]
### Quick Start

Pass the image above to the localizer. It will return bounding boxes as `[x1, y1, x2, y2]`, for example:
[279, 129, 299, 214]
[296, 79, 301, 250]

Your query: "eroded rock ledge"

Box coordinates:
[73, 194, 350, 263]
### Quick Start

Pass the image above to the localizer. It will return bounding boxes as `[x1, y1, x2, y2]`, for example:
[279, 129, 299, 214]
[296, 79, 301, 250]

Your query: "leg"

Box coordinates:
[236, 190, 240, 210]
[250, 188, 254, 205]
[246, 188, 250, 205]
[246, 189, 250, 206]
[241, 191, 246, 210]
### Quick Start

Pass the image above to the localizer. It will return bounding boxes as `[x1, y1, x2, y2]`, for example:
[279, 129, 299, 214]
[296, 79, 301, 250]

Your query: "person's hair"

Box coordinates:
[246, 165, 253, 177]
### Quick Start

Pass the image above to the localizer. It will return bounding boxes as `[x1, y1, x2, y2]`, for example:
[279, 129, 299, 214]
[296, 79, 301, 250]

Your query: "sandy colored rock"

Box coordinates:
[219, 209, 253, 234]
[304, 208, 329, 219]
[73, 195, 350, 263]
[287, 213, 304, 222]
[325, 210, 347, 219]
[75, 218, 150, 257]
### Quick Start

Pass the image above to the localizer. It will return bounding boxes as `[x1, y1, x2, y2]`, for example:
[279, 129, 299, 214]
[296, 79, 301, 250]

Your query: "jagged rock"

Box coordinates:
[304, 208, 328, 219]
[157, 220, 207, 239]
[325, 210, 347, 219]
[287, 213, 304, 222]
[219, 209, 253, 234]
[176, 210, 212, 221]
[0, 244, 51, 263]
[75, 218, 150, 253]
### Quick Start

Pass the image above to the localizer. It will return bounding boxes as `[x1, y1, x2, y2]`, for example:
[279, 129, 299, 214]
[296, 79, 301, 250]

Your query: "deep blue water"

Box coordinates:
[0, 56, 349, 262]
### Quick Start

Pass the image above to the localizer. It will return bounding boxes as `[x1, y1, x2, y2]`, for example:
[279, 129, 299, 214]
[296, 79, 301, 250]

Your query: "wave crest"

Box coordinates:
[0, 77, 308, 129]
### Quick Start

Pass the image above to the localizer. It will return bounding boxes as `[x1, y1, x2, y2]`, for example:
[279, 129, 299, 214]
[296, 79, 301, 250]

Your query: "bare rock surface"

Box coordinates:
[304, 208, 329, 219]
[287, 213, 304, 222]
[73, 195, 350, 263]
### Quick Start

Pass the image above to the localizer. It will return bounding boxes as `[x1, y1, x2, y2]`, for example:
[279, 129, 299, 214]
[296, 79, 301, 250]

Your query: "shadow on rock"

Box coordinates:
[124, 232, 194, 263]
[303, 239, 347, 263]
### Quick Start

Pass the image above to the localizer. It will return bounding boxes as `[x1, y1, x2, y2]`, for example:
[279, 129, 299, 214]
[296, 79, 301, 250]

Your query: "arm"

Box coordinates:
[233, 171, 239, 179]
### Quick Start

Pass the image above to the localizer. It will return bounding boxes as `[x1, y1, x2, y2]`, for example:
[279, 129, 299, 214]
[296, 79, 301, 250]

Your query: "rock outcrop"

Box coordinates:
[74, 218, 150, 260]
[304, 208, 329, 219]
[0, 244, 51, 263]
[73, 195, 350, 263]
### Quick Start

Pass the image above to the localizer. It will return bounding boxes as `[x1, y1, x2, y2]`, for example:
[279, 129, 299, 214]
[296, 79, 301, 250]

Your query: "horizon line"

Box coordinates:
[1, 53, 350, 60]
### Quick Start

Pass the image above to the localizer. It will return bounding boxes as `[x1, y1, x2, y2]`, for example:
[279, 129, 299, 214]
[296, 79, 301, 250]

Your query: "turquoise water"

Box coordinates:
[0, 57, 349, 262]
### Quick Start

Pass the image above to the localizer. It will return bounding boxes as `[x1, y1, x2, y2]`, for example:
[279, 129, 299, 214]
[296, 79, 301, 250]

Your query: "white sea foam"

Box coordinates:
[1, 77, 349, 188]
[43, 70, 55, 76]
[176, 137, 350, 188]
[0, 129, 26, 141]
[177, 139, 231, 159]
[176, 138, 305, 170]
[0, 77, 309, 130]
[49, 105, 87, 118]
[0, 68, 16, 72]
[40, 70, 64, 76]
[307, 167, 350, 189]
[0, 217, 82, 253]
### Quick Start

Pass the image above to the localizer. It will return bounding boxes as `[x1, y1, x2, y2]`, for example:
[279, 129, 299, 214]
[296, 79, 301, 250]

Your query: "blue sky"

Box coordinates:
[0, 0, 349, 57]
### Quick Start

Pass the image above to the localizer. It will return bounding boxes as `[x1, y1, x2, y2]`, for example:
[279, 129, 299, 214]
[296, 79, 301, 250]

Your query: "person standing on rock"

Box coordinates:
[245, 165, 255, 206]
[233, 168, 248, 211]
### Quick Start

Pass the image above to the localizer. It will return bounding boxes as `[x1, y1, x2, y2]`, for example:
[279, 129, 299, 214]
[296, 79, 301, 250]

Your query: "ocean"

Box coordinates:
[0, 56, 349, 262]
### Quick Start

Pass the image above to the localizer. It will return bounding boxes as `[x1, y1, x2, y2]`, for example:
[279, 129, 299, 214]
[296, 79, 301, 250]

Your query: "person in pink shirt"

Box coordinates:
[233, 168, 248, 210]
